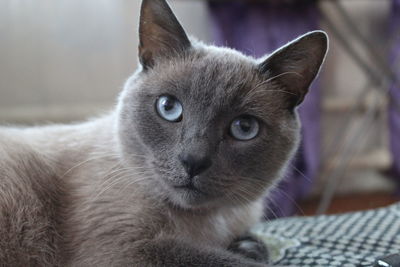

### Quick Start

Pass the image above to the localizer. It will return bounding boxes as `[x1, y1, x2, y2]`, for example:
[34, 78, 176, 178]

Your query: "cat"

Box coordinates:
[0, 0, 328, 266]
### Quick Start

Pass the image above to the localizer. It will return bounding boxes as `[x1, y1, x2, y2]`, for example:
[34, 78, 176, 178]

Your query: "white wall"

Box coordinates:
[0, 0, 210, 123]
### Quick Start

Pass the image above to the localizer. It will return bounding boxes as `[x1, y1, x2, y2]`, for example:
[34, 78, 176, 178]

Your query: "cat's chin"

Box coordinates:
[168, 189, 213, 209]
[166, 198, 220, 213]
[154, 174, 227, 211]
[162, 185, 222, 212]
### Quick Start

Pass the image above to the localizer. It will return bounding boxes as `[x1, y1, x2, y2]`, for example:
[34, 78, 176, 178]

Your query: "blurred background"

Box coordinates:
[1, 0, 399, 218]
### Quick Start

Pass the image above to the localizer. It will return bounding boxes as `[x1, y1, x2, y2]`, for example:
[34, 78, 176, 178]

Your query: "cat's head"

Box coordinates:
[116, 0, 327, 210]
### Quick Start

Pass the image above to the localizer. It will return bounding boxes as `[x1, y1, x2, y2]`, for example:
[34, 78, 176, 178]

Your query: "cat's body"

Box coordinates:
[0, 116, 262, 266]
[0, 0, 327, 266]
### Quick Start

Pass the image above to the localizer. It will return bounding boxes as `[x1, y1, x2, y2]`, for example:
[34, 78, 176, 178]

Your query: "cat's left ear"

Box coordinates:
[259, 31, 328, 109]
[139, 0, 191, 70]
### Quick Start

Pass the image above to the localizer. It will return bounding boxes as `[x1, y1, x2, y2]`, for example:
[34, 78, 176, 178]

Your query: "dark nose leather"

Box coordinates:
[179, 154, 212, 178]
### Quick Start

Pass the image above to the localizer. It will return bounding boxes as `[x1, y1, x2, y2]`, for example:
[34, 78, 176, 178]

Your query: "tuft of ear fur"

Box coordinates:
[139, 0, 191, 69]
[259, 31, 328, 109]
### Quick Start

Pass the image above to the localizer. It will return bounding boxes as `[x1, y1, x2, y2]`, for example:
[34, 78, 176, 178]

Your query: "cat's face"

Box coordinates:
[117, 0, 327, 210]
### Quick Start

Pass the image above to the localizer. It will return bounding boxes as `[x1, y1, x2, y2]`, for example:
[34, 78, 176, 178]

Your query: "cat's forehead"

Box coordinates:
[138, 47, 286, 120]
[151, 47, 262, 97]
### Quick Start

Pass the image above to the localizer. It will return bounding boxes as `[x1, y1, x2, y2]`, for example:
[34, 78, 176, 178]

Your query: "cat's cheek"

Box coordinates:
[134, 115, 173, 148]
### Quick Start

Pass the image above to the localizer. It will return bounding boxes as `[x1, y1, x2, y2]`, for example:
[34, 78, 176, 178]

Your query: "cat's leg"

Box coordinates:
[72, 236, 269, 266]
[129, 237, 269, 267]
[228, 234, 269, 264]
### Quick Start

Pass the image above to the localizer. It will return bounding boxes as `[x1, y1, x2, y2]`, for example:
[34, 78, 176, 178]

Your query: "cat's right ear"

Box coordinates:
[139, 0, 191, 70]
[259, 31, 328, 109]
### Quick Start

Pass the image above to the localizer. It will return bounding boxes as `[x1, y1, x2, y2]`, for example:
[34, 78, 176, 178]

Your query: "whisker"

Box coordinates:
[289, 163, 312, 183]
[89, 169, 150, 202]
[61, 154, 119, 178]
[95, 166, 148, 190]
[273, 187, 305, 216]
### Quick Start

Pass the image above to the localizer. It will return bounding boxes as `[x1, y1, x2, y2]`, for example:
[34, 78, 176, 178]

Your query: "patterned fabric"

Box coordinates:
[251, 204, 400, 266]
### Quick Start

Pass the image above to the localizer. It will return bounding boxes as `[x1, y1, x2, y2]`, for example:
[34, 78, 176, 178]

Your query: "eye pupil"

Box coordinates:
[239, 120, 251, 132]
[162, 99, 174, 111]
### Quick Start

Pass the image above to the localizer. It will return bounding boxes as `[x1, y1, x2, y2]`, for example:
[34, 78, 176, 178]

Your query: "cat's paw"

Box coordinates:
[228, 234, 269, 263]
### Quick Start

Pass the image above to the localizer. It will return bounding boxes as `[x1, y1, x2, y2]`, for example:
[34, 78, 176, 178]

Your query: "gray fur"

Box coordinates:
[0, 0, 327, 266]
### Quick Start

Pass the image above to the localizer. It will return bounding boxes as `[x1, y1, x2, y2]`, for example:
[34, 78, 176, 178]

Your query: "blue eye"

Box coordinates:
[230, 115, 259, 141]
[156, 95, 183, 122]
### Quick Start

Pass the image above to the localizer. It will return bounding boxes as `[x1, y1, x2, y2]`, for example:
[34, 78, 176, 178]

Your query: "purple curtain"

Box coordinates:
[389, 0, 400, 186]
[208, 1, 321, 217]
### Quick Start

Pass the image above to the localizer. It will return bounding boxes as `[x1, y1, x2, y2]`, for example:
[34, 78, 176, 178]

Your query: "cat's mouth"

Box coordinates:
[157, 173, 219, 208]
[164, 179, 219, 209]
[174, 182, 208, 196]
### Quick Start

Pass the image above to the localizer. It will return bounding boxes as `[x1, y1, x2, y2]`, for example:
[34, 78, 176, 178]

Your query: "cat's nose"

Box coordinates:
[179, 153, 212, 178]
